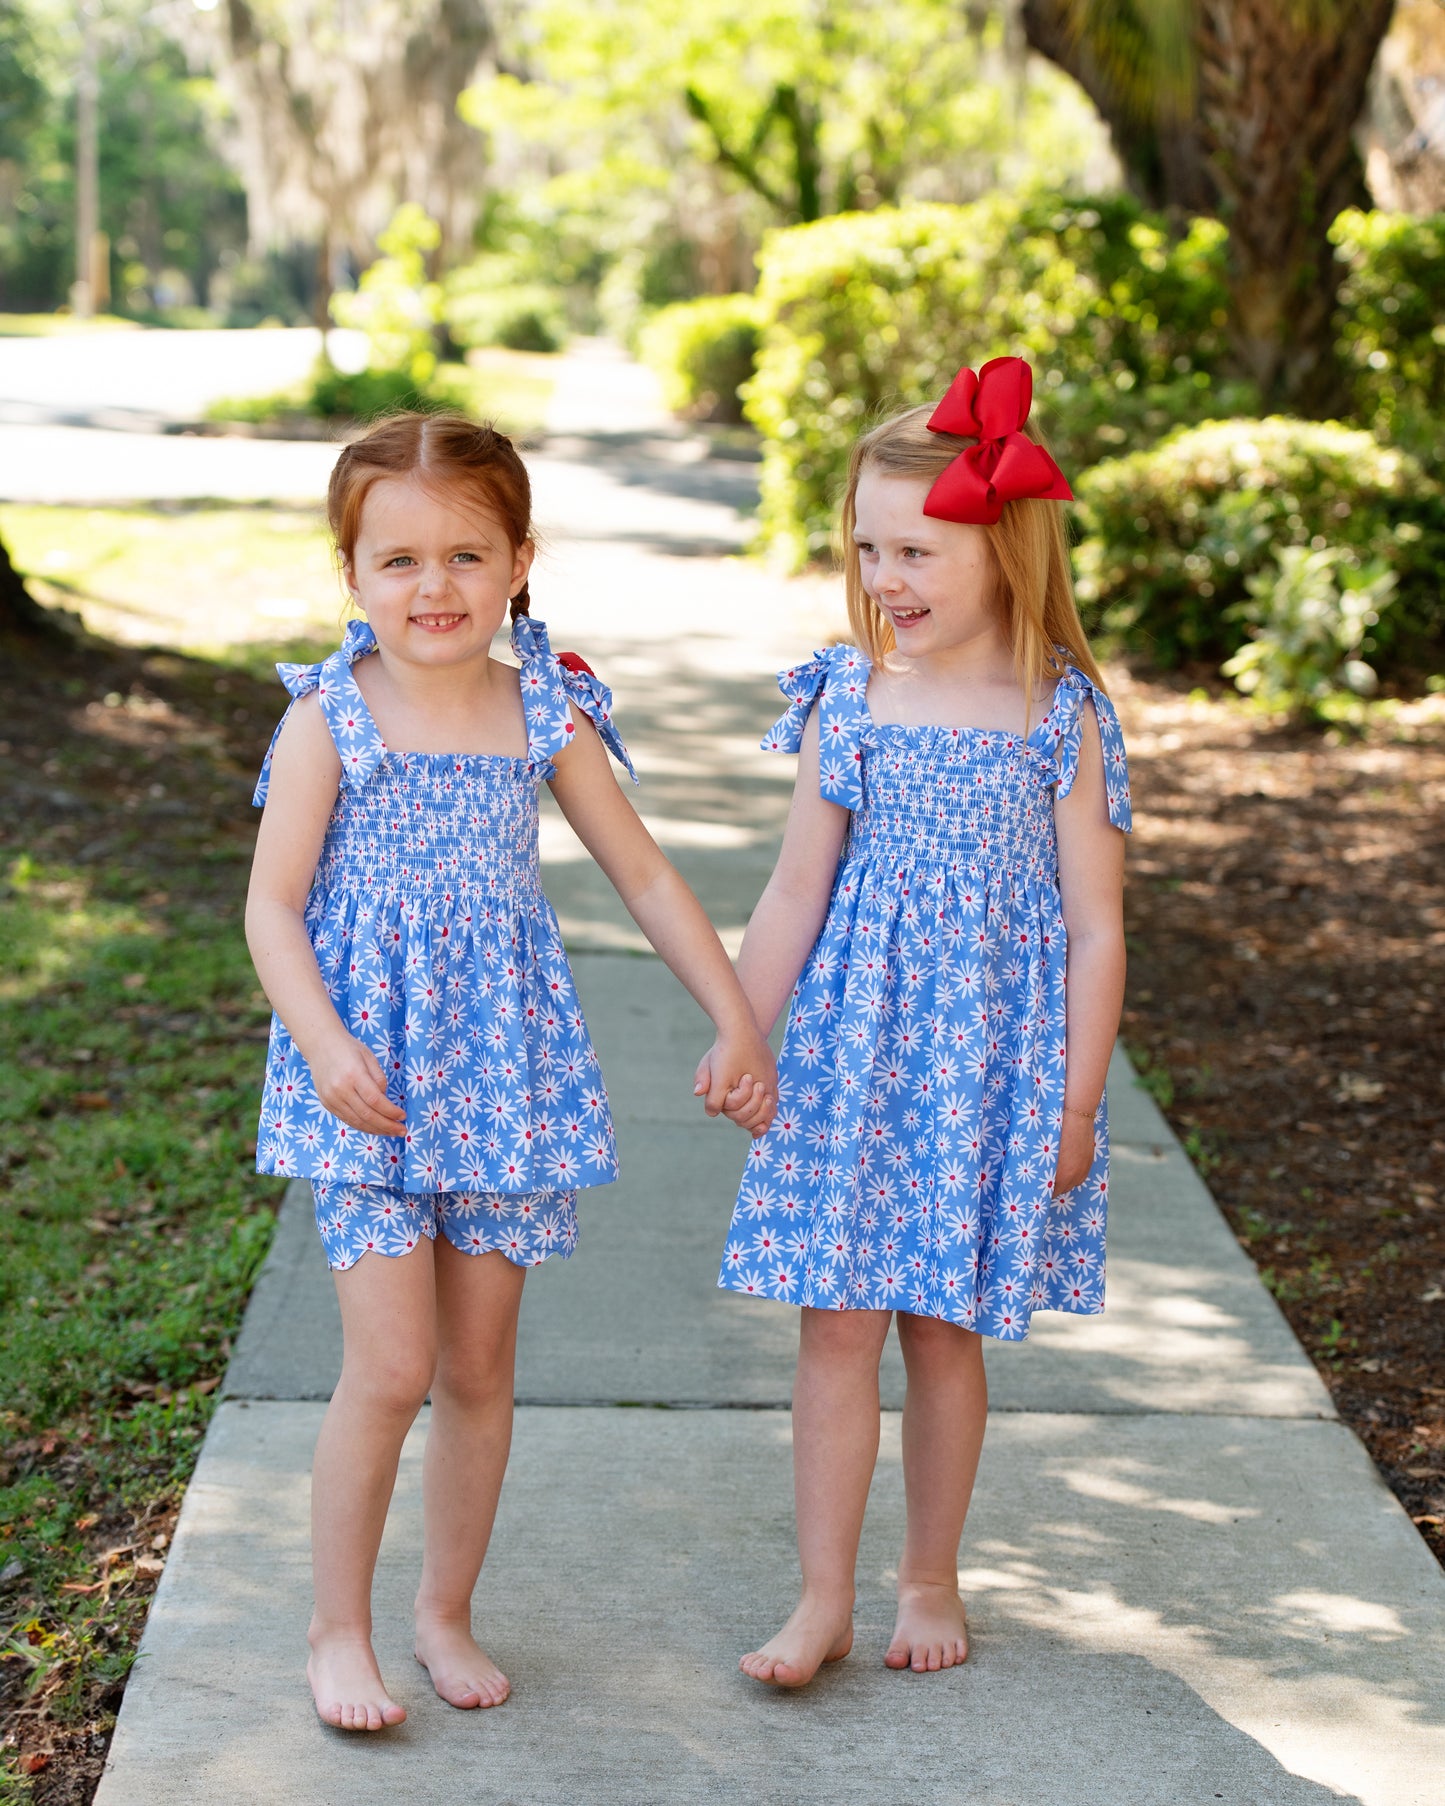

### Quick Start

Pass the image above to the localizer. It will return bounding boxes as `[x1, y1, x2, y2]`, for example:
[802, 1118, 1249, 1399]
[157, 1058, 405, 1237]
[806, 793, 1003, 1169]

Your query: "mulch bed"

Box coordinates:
[1110, 662, 1445, 1564]
[0, 622, 1440, 1800]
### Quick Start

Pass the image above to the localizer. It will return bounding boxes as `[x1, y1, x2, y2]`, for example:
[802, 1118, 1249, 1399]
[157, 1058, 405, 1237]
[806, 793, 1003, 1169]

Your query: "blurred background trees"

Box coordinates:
[1, 0, 1442, 713]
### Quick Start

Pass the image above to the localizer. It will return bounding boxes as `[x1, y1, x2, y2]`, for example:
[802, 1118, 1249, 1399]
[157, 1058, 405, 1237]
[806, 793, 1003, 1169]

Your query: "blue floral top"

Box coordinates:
[253, 616, 635, 1196]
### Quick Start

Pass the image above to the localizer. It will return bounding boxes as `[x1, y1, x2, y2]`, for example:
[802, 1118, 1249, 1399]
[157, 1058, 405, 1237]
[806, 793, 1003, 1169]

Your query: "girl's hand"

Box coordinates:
[308, 1032, 407, 1138]
[693, 1035, 778, 1137]
[1052, 1111, 1097, 1197]
[721, 1075, 774, 1135]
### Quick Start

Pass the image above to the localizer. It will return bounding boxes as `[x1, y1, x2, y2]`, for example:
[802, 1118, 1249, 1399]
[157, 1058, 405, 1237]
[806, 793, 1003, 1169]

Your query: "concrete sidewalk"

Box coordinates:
[57, 338, 1444, 1803]
[95, 965, 1444, 1806]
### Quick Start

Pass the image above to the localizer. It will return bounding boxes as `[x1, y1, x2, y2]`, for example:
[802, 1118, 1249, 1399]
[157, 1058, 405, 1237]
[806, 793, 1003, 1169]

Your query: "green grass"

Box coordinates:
[0, 852, 278, 1778]
[0, 314, 141, 337]
[0, 502, 344, 656]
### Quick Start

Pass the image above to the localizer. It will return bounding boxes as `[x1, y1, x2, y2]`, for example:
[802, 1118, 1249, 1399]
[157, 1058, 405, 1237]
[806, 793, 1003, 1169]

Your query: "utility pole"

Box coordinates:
[73, 1, 107, 318]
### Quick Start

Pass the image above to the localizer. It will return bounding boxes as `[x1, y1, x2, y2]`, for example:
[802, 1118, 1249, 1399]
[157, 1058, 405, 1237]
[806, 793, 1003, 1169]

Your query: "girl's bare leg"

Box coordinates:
[886, 1313, 986, 1673]
[308, 1244, 439, 1730]
[412, 1242, 526, 1709]
[740, 1306, 892, 1688]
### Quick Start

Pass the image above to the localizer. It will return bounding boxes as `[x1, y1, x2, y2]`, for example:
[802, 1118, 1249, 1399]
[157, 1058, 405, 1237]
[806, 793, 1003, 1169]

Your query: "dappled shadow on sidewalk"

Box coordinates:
[97, 1402, 1444, 1806]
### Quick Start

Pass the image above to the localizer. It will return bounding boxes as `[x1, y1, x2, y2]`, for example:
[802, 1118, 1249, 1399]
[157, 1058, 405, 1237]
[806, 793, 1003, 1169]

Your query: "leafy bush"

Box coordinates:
[331, 204, 443, 385]
[639, 294, 760, 423]
[1222, 547, 1397, 717]
[743, 194, 1235, 565]
[443, 255, 566, 353]
[304, 361, 476, 420]
[1072, 416, 1445, 672]
[207, 358, 480, 427]
[1332, 208, 1445, 464]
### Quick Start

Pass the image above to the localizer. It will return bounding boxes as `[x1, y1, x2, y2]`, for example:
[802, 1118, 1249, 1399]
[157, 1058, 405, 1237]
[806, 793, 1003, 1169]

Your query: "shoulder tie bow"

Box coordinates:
[922, 356, 1072, 526]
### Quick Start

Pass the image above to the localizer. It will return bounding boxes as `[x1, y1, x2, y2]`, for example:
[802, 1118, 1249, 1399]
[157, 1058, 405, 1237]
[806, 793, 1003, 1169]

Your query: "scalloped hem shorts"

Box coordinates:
[310, 1179, 579, 1273]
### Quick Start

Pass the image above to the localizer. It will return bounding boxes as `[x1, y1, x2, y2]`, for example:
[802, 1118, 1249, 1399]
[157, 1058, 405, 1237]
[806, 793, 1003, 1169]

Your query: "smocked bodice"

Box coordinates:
[849, 724, 1067, 880]
[768, 644, 1132, 881]
[314, 752, 541, 905]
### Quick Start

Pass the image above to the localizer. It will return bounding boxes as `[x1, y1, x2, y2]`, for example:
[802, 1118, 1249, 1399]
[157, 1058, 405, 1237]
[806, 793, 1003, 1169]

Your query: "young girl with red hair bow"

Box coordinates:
[709, 359, 1132, 1687]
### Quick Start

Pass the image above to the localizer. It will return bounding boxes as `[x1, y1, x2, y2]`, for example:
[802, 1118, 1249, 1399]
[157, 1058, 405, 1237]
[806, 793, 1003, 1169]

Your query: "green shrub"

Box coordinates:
[639, 294, 760, 423]
[443, 255, 566, 354]
[743, 194, 1234, 566]
[1073, 416, 1445, 672]
[1221, 546, 1397, 717]
[1332, 208, 1445, 464]
[331, 203, 443, 385]
[304, 361, 473, 420]
[206, 358, 484, 427]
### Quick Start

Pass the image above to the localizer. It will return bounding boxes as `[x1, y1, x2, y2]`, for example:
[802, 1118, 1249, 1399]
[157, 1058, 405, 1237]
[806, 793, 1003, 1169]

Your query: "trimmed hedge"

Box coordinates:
[1072, 416, 1445, 673]
[639, 293, 760, 423]
[743, 195, 1237, 566]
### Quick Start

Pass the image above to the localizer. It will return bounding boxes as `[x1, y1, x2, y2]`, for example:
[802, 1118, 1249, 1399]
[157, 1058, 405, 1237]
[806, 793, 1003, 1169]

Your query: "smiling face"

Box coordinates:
[343, 472, 533, 668]
[851, 468, 1003, 662]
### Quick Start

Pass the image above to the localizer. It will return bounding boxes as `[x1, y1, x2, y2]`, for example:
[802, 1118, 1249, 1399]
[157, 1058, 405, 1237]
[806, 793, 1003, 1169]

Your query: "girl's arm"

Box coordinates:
[546, 708, 778, 1132]
[1053, 700, 1127, 1196]
[245, 697, 406, 1138]
[730, 708, 849, 1037]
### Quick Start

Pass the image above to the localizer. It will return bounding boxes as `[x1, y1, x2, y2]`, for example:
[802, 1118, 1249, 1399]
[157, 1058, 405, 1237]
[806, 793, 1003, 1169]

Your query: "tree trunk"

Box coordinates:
[0, 534, 63, 638]
[1020, 0, 1215, 213]
[1195, 0, 1393, 412]
[1020, 0, 1397, 414]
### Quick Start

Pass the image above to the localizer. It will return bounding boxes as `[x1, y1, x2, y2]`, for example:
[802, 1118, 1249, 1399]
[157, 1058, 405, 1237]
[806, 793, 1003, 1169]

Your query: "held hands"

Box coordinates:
[307, 1031, 407, 1138]
[1051, 1109, 1097, 1197]
[693, 1023, 778, 1139]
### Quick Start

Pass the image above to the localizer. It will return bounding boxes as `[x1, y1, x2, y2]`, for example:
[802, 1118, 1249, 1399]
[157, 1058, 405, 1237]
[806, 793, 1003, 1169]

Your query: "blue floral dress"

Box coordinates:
[252, 616, 636, 1268]
[718, 645, 1131, 1339]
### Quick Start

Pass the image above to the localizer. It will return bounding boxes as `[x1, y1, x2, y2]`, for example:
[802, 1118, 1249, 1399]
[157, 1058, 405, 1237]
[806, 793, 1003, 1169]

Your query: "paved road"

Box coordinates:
[0, 325, 366, 426]
[11, 332, 1437, 1806]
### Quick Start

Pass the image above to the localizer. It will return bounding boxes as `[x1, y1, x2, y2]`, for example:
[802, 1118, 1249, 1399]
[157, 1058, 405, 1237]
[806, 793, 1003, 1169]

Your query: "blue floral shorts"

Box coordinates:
[310, 1180, 579, 1273]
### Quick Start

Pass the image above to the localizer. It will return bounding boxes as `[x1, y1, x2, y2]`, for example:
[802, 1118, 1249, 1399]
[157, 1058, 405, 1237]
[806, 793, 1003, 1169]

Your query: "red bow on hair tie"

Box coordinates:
[922, 356, 1072, 525]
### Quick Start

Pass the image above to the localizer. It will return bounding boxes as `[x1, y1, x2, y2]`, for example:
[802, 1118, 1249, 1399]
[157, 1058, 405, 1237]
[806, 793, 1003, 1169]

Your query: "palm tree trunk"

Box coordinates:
[1020, 0, 1397, 413]
[1019, 0, 1215, 213]
[1196, 0, 1393, 411]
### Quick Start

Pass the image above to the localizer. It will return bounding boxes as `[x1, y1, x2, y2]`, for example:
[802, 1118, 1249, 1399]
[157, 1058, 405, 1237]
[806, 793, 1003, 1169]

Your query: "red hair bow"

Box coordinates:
[922, 356, 1072, 525]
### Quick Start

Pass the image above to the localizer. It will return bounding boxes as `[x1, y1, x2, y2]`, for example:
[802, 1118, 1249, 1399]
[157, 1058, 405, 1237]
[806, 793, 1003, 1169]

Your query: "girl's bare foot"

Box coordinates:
[739, 1594, 854, 1688]
[307, 1630, 407, 1730]
[884, 1579, 969, 1673]
[414, 1615, 511, 1709]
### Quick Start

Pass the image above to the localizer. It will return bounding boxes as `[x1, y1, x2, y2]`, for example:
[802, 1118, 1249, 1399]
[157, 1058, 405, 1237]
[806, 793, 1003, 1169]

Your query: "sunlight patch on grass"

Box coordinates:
[0, 502, 348, 654]
[1, 861, 154, 1004]
[0, 313, 141, 336]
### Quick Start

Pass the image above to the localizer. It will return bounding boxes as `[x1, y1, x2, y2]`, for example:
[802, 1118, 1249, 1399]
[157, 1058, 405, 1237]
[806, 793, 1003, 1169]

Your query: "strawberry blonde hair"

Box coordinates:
[327, 412, 536, 620]
[840, 403, 1103, 709]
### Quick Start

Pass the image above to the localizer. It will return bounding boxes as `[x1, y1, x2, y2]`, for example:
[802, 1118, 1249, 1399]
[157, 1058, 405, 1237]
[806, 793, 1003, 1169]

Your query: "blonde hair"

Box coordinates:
[840, 403, 1104, 711]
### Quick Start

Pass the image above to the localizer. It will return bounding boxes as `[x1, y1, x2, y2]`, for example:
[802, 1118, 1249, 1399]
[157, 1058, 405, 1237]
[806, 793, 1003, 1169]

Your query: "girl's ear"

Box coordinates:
[510, 537, 536, 594]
